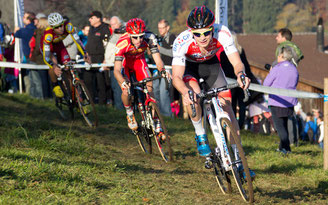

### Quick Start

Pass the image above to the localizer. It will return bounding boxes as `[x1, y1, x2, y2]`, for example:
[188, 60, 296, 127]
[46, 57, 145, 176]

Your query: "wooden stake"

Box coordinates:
[324, 78, 328, 170]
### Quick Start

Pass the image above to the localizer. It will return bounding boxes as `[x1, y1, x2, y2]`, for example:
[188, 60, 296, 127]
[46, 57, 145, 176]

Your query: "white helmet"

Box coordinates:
[48, 12, 64, 27]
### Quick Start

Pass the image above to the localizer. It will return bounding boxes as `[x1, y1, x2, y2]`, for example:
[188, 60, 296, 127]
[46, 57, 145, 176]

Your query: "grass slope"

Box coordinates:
[0, 93, 327, 204]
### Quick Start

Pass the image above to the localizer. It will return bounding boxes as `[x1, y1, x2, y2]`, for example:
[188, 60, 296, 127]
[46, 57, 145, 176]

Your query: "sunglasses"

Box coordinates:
[53, 24, 64, 29]
[192, 28, 213, 37]
[131, 34, 145, 40]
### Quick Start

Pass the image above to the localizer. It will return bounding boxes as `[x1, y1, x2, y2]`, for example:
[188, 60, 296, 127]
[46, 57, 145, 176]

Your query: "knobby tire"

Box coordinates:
[220, 117, 254, 203]
[148, 102, 173, 162]
[75, 80, 98, 127]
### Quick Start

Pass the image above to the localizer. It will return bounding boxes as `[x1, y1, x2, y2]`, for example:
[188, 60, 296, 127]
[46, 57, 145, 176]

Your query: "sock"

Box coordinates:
[125, 105, 133, 116]
[191, 118, 205, 136]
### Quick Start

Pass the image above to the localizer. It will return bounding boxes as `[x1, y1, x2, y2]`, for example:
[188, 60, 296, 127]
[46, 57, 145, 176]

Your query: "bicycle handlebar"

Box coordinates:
[131, 75, 163, 86]
[240, 75, 250, 102]
[188, 79, 250, 116]
[188, 90, 196, 118]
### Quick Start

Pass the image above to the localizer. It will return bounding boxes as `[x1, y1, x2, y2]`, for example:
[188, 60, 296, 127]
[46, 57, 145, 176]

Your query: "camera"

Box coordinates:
[114, 26, 126, 34]
[264, 64, 271, 70]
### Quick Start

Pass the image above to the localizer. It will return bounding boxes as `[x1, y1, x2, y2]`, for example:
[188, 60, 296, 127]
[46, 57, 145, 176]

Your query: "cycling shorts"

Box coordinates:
[122, 58, 151, 82]
[183, 56, 231, 98]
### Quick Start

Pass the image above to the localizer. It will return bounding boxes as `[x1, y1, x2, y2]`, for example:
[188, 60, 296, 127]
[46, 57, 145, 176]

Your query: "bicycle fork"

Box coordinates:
[205, 98, 232, 171]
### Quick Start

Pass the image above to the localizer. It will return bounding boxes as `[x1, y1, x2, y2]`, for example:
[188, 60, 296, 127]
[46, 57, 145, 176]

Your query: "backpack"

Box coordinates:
[0, 22, 12, 48]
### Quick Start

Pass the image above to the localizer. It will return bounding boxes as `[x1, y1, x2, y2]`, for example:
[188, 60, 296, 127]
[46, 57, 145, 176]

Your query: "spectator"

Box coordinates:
[263, 46, 299, 155]
[312, 108, 322, 142]
[104, 16, 124, 109]
[274, 28, 303, 67]
[248, 94, 275, 134]
[218, 32, 263, 128]
[78, 25, 90, 46]
[301, 112, 317, 143]
[85, 11, 110, 105]
[0, 10, 6, 61]
[155, 19, 176, 117]
[29, 14, 49, 99]
[14, 11, 37, 94]
[294, 102, 307, 139]
[317, 116, 324, 150]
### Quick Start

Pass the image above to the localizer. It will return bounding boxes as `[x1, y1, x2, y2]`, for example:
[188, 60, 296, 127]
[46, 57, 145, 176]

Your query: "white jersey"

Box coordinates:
[172, 24, 237, 66]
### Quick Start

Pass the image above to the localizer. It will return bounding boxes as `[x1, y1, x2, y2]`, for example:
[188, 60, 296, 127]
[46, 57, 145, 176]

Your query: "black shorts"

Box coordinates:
[183, 56, 228, 90]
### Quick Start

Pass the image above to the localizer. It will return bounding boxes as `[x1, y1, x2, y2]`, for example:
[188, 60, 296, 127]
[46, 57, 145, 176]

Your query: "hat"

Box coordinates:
[36, 13, 46, 19]
[89, 11, 102, 19]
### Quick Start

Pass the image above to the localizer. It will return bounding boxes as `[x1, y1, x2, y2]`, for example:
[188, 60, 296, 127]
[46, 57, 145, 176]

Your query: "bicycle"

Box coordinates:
[189, 77, 254, 203]
[54, 60, 98, 127]
[129, 75, 173, 162]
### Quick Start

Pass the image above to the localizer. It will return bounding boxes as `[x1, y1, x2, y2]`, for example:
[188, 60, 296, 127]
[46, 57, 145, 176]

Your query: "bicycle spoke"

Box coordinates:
[149, 102, 173, 162]
[75, 80, 98, 127]
[134, 104, 151, 154]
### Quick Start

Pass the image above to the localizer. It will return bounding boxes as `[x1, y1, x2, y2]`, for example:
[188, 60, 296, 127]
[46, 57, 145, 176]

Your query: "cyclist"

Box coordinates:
[171, 6, 254, 178]
[41, 12, 90, 98]
[113, 18, 169, 136]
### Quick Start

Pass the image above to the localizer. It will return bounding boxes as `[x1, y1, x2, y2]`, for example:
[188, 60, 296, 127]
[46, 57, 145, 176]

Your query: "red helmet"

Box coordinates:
[126, 18, 146, 35]
[187, 6, 215, 29]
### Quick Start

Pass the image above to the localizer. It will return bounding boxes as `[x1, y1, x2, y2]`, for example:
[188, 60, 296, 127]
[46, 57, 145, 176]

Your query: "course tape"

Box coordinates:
[226, 78, 323, 99]
[324, 95, 328, 102]
[0, 61, 323, 99]
[0, 61, 172, 70]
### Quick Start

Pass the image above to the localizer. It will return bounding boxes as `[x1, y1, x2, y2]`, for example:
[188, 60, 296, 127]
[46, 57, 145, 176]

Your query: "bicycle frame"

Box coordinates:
[131, 77, 159, 131]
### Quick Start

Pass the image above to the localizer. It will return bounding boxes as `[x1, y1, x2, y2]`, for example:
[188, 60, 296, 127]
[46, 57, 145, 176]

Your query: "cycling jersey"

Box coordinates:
[41, 21, 86, 68]
[172, 24, 237, 98]
[172, 24, 237, 66]
[114, 31, 159, 81]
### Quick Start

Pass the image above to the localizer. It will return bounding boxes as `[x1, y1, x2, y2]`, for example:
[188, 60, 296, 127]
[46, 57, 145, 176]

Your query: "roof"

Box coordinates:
[236, 33, 328, 89]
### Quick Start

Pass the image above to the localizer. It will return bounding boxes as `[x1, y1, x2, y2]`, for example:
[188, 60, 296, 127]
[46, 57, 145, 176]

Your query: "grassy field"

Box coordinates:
[0, 93, 327, 204]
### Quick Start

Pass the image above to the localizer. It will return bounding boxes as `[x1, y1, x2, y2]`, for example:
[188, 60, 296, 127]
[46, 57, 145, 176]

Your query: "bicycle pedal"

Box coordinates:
[204, 160, 213, 169]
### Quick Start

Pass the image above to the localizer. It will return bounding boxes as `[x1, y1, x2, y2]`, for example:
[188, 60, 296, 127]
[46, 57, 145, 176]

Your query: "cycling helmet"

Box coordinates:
[48, 12, 64, 27]
[126, 18, 146, 35]
[187, 6, 215, 29]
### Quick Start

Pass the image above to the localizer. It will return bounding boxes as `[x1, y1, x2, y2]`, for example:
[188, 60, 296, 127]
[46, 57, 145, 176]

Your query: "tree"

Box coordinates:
[275, 3, 316, 32]
[243, 0, 287, 33]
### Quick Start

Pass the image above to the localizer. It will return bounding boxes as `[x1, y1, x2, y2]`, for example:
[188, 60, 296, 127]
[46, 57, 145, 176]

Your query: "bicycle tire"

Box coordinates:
[74, 80, 98, 127]
[134, 103, 152, 154]
[220, 117, 254, 203]
[148, 102, 173, 162]
[56, 78, 74, 120]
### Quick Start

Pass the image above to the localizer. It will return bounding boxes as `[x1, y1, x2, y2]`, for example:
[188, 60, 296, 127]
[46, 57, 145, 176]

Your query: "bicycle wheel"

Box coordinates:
[212, 153, 232, 194]
[134, 103, 152, 154]
[74, 80, 98, 127]
[148, 101, 173, 162]
[220, 117, 254, 203]
[56, 79, 74, 120]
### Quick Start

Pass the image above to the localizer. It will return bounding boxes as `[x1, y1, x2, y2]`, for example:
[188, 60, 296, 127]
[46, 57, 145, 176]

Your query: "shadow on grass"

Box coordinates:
[256, 181, 328, 202]
[116, 163, 164, 174]
[260, 163, 319, 174]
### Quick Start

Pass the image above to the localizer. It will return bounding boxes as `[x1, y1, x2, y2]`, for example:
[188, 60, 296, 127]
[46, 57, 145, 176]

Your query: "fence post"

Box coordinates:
[324, 78, 328, 170]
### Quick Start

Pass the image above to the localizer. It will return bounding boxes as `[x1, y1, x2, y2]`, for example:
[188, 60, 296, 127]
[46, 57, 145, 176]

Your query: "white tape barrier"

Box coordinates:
[0, 61, 323, 99]
[226, 78, 323, 99]
[0, 61, 173, 70]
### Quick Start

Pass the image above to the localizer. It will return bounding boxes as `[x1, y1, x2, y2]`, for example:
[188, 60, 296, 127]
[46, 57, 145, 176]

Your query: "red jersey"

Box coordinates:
[114, 31, 159, 81]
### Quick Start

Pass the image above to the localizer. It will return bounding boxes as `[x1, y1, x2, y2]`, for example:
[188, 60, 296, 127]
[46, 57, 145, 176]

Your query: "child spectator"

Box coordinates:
[317, 116, 324, 150]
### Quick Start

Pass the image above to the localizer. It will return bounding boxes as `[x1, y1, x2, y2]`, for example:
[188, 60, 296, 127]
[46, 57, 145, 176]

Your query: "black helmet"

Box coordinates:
[187, 6, 215, 29]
